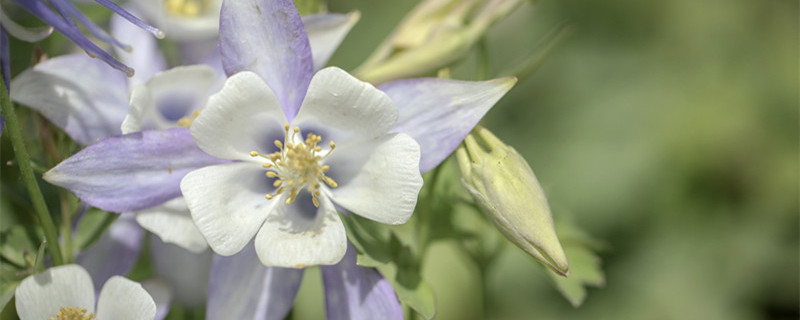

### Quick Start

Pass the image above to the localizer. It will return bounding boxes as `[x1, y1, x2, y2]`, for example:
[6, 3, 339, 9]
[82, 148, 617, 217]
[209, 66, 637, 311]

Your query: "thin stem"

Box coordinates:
[0, 77, 64, 266]
[38, 115, 74, 263]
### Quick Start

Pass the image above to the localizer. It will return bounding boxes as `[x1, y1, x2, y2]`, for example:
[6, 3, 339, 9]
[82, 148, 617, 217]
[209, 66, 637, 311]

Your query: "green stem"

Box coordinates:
[0, 78, 64, 266]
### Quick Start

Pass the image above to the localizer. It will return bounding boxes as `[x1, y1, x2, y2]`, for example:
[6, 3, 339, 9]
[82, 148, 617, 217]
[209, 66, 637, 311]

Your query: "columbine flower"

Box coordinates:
[1, 0, 164, 77]
[15, 264, 157, 320]
[181, 66, 424, 267]
[44, 0, 516, 316]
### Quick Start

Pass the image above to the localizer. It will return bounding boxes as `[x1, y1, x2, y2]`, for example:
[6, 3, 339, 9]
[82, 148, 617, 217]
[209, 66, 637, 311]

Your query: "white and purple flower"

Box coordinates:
[42, 0, 515, 317]
[15, 264, 158, 320]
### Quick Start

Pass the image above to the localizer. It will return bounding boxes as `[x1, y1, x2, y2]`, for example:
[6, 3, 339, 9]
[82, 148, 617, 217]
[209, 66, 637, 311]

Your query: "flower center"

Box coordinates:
[50, 307, 96, 320]
[250, 124, 338, 208]
[164, 0, 213, 17]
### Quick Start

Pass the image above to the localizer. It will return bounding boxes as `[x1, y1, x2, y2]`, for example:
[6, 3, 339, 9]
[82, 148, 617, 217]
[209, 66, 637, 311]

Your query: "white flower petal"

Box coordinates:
[181, 162, 279, 256]
[254, 194, 347, 268]
[123, 65, 218, 134]
[328, 133, 422, 225]
[136, 197, 209, 253]
[15, 265, 95, 320]
[141, 279, 172, 320]
[96, 276, 156, 320]
[293, 67, 398, 146]
[191, 71, 287, 161]
[10, 54, 129, 145]
[149, 236, 213, 307]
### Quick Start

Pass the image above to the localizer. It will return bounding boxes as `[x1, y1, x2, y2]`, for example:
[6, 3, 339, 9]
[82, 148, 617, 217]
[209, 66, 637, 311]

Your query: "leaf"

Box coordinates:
[0, 296, 16, 320]
[343, 215, 437, 319]
[375, 260, 436, 320]
[0, 280, 17, 313]
[547, 218, 606, 307]
[0, 226, 36, 268]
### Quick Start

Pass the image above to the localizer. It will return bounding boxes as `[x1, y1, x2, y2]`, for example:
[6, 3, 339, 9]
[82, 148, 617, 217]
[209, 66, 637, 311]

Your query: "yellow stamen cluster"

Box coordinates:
[164, 0, 211, 17]
[250, 124, 338, 207]
[177, 110, 201, 128]
[50, 306, 96, 320]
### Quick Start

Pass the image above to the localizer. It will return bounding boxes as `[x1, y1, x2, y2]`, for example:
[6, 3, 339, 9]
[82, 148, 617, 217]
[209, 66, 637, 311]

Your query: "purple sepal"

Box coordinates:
[76, 214, 144, 292]
[380, 77, 515, 172]
[44, 128, 229, 212]
[219, 0, 313, 121]
[207, 243, 304, 320]
[321, 242, 404, 320]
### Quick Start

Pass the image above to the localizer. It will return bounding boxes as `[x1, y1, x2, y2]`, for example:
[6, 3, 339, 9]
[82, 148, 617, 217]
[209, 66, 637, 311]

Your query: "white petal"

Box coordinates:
[181, 162, 279, 256]
[10, 54, 129, 145]
[191, 71, 287, 161]
[292, 67, 397, 146]
[254, 194, 347, 268]
[141, 279, 172, 320]
[328, 133, 422, 225]
[149, 236, 213, 307]
[303, 12, 360, 70]
[121, 84, 151, 134]
[96, 276, 156, 320]
[15, 265, 95, 320]
[123, 65, 218, 134]
[136, 197, 209, 253]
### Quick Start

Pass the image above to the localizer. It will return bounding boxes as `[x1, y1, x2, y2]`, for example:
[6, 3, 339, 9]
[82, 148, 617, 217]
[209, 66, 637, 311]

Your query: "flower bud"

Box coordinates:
[354, 0, 523, 84]
[456, 126, 570, 276]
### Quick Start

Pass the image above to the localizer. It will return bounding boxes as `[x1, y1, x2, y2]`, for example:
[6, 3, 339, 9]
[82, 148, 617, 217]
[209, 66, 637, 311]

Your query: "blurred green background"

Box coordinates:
[319, 0, 799, 319]
[3, 0, 797, 319]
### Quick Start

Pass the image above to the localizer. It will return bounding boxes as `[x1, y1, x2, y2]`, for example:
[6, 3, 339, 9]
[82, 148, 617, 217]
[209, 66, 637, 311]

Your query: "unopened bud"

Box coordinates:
[456, 126, 569, 276]
[354, 0, 523, 84]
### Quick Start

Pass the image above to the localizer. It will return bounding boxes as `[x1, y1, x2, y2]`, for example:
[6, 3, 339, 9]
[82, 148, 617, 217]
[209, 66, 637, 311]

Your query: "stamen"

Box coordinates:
[50, 306, 96, 320]
[249, 124, 338, 207]
[177, 110, 201, 128]
[164, 0, 213, 17]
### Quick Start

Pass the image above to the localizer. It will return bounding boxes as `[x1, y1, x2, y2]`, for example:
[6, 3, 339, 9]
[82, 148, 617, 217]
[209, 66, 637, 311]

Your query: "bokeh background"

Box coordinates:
[315, 0, 798, 319]
[3, 0, 797, 319]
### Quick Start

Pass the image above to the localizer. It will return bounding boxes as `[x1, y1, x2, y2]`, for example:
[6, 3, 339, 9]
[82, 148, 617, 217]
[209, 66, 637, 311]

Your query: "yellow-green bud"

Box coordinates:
[354, 0, 523, 84]
[456, 127, 570, 276]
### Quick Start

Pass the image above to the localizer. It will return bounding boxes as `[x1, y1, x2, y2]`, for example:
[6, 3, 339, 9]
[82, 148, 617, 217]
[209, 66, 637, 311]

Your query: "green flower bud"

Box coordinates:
[456, 127, 570, 276]
[354, 0, 523, 84]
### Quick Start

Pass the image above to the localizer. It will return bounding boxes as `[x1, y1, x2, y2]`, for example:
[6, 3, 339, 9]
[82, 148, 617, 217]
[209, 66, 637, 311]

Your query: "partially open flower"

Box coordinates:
[15, 264, 156, 320]
[457, 126, 570, 276]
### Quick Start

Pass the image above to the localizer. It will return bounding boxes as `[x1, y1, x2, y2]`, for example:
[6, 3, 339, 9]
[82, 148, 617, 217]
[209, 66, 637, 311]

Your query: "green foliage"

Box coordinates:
[343, 214, 436, 319]
[547, 217, 605, 307]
